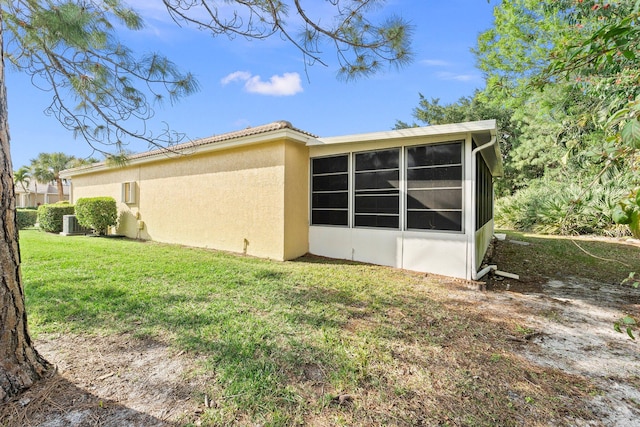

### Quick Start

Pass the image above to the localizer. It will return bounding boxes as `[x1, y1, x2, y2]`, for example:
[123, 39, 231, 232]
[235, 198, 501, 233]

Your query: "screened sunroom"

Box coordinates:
[307, 120, 502, 280]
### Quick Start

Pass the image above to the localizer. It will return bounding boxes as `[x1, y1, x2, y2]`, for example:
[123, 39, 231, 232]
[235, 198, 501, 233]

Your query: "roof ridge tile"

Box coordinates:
[125, 121, 315, 161]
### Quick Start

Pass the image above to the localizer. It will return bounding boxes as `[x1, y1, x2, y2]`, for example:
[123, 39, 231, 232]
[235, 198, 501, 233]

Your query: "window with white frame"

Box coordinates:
[311, 155, 349, 226]
[354, 148, 400, 229]
[310, 140, 464, 232]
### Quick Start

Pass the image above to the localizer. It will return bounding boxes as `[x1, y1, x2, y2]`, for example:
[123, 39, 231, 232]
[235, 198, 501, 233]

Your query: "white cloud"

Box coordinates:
[436, 71, 479, 82]
[221, 71, 253, 85]
[420, 59, 480, 82]
[220, 71, 303, 96]
[245, 73, 303, 96]
[420, 59, 451, 67]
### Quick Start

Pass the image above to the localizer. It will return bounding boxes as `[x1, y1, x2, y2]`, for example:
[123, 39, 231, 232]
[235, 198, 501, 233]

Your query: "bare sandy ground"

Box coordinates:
[449, 274, 640, 426]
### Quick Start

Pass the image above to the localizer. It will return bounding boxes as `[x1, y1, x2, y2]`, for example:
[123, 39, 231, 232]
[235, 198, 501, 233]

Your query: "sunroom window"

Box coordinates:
[311, 141, 464, 232]
[476, 153, 493, 230]
[311, 155, 349, 226]
[406, 142, 463, 231]
[354, 148, 400, 229]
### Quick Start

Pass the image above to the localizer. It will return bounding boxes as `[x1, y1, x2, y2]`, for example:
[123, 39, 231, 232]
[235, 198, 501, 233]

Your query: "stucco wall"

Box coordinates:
[283, 140, 310, 260]
[70, 138, 309, 261]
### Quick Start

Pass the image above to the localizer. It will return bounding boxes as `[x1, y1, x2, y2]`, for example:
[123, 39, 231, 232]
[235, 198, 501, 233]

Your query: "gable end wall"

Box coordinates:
[70, 139, 303, 261]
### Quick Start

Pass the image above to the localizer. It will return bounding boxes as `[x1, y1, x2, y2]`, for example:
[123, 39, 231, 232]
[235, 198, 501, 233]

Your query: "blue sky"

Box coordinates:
[8, 0, 498, 169]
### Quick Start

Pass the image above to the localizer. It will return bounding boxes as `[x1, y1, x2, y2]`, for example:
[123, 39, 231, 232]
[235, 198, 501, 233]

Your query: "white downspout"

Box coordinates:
[471, 136, 497, 281]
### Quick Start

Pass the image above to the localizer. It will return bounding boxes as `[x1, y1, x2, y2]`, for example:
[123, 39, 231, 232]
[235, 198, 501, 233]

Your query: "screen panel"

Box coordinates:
[311, 155, 349, 227]
[406, 142, 463, 232]
[354, 149, 401, 229]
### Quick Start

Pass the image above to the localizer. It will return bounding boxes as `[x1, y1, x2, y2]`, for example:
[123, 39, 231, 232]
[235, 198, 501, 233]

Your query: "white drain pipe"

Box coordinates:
[475, 264, 496, 280]
[470, 136, 497, 281]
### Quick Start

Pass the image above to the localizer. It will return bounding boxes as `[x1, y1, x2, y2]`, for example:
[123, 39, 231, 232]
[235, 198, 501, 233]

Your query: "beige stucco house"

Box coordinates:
[61, 120, 502, 280]
[15, 180, 70, 207]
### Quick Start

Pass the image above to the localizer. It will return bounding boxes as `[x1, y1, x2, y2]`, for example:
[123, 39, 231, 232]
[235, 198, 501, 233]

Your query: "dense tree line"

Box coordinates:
[398, 0, 639, 236]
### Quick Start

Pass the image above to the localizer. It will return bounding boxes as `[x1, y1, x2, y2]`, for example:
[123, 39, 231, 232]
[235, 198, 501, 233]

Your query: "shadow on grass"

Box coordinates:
[0, 373, 175, 427]
[22, 235, 605, 425]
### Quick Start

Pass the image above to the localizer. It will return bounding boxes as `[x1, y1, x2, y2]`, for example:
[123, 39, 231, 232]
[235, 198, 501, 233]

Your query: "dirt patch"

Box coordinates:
[0, 334, 210, 426]
[448, 238, 640, 426]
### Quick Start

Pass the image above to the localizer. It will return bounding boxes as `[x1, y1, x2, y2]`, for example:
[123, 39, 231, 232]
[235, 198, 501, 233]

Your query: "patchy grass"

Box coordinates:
[488, 230, 640, 291]
[19, 230, 601, 426]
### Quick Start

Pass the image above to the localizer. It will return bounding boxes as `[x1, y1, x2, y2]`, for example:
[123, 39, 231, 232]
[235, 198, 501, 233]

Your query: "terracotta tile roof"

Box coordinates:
[126, 120, 316, 162]
[61, 121, 317, 176]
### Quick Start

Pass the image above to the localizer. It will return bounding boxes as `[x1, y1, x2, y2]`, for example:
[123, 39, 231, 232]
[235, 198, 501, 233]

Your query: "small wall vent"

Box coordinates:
[122, 181, 137, 204]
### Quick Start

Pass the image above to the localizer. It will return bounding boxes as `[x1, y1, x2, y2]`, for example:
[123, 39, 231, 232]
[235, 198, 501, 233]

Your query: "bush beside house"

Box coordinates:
[37, 202, 75, 233]
[75, 197, 117, 235]
[16, 209, 38, 229]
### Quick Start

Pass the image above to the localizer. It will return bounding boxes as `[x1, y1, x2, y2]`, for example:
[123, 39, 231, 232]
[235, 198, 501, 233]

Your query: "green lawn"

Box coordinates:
[19, 230, 615, 426]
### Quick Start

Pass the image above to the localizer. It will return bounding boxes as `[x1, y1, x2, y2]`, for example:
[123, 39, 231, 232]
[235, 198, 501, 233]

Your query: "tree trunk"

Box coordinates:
[0, 22, 52, 403]
[56, 177, 64, 201]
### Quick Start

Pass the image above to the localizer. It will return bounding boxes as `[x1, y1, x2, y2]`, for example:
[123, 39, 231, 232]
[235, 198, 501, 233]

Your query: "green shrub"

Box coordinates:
[612, 188, 640, 238]
[75, 197, 118, 235]
[37, 202, 75, 233]
[495, 170, 634, 236]
[495, 184, 548, 231]
[16, 209, 38, 229]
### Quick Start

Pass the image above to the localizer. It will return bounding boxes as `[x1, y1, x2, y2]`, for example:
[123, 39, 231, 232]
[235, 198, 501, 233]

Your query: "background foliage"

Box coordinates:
[400, 0, 640, 235]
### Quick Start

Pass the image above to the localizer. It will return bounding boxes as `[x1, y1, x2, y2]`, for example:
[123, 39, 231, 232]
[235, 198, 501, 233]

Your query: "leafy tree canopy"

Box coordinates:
[398, 0, 639, 235]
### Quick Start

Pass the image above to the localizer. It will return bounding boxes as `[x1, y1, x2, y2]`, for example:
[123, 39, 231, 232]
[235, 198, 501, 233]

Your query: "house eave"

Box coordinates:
[61, 127, 317, 178]
[312, 120, 497, 146]
[311, 119, 502, 177]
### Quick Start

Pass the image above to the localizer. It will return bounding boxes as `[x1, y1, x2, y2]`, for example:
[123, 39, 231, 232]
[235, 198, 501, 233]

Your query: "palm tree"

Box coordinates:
[30, 158, 54, 204]
[30, 153, 96, 201]
[13, 166, 31, 206]
[13, 166, 31, 192]
[46, 153, 71, 201]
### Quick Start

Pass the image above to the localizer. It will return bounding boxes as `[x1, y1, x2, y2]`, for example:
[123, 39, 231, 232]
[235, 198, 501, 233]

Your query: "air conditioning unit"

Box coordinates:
[60, 215, 90, 236]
